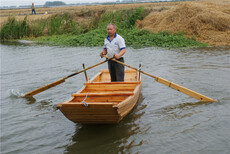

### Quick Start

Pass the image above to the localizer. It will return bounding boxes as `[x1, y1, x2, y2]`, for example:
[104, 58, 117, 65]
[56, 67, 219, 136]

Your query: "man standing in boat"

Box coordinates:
[100, 23, 126, 82]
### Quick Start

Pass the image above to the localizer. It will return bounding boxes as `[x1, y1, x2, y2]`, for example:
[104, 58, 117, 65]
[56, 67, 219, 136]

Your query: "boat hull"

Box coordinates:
[57, 69, 141, 124]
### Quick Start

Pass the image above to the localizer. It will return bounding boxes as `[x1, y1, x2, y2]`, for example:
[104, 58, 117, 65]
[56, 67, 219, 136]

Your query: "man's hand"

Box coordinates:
[113, 54, 120, 59]
[100, 49, 107, 58]
[100, 52, 104, 58]
[113, 49, 126, 59]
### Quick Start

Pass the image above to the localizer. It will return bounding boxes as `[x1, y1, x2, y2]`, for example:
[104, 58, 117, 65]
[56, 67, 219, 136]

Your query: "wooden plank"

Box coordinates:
[72, 95, 128, 102]
[118, 93, 139, 117]
[85, 87, 136, 91]
[65, 114, 120, 120]
[61, 109, 118, 115]
[85, 83, 137, 87]
[99, 73, 110, 82]
[99, 69, 109, 73]
[84, 88, 135, 92]
[84, 89, 135, 93]
[125, 69, 137, 73]
[90, 69, 138, 82]
[125, 74, 138, 81]
[84, 89, 134, 93]
[84, 81, 140, 85]
[115, 84, 141, 108]
[69, 118, 121, 123]
[72, 92, 134, 97]
[85, 86, 136, 89]
[85, 85, 136, 90]
[59, 102, 117, 109]
[88, 72, 102, 82]
[71, 121, 120, 124]
[76, 85, 87, 93]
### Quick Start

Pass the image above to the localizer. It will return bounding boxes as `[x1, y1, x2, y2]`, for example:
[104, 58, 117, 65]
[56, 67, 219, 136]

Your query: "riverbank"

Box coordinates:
[0, 0, 229, 47]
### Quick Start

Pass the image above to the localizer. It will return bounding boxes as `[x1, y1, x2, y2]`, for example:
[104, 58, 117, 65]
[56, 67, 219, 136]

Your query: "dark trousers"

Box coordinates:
[108, 57, 124, 82]
[32, 9, 36, 15]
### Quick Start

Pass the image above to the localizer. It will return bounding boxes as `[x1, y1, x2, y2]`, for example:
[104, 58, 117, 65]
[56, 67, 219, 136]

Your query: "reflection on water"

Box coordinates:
[1, 40, 35, 46]
[1, 43, 230, 154]
[154, 101, 216, 120]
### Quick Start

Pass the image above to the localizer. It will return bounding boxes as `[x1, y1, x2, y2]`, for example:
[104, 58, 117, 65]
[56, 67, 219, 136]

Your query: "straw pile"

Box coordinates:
[136, 2, 230, 46]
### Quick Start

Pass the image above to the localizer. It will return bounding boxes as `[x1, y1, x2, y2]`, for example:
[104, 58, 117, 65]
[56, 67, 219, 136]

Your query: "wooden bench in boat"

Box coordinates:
[72, 92, 134, 97]
[84, 81, 141, 85]
[71, 91, 134, 103]
[81, 82, 140, 93]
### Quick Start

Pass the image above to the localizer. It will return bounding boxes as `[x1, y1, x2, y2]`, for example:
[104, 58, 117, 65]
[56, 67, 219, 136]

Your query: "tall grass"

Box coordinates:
[93, 7, 145, 29]
[121, 7, 145, 28]
[45, 13, 77, 35]
[30, 20, 45, 37]
[0, 16, 29, 40]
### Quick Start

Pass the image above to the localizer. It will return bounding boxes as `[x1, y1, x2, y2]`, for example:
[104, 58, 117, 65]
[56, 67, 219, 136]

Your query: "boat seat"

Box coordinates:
[84, 81, 140, 85]
[72, 92, 134, 97]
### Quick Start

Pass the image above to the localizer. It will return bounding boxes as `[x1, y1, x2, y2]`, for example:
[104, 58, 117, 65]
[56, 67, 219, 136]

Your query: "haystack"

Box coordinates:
[136, 2, 230, 46]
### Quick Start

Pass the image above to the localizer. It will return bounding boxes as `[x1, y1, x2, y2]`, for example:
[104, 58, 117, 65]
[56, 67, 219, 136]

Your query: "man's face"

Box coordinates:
[107, 25, 116, 36]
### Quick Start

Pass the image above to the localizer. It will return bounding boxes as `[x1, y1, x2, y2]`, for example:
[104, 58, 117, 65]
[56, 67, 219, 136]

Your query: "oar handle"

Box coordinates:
[104, 55, 216, 102]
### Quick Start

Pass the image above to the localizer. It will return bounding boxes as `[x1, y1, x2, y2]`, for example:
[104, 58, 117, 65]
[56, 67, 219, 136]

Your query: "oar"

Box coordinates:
[104, 55, 216, 102]
[23, 59, 111, 97]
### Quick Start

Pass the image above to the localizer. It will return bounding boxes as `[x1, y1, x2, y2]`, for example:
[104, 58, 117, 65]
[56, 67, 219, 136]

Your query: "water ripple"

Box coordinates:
[1, 44, 230, 154]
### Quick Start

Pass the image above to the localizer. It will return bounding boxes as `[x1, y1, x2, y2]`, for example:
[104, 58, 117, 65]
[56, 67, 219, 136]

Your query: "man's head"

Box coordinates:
[107, 23, 116, 37]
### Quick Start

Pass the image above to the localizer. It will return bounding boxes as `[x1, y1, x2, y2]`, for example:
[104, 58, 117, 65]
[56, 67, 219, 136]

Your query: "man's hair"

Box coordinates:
[107, 23, 116, 29]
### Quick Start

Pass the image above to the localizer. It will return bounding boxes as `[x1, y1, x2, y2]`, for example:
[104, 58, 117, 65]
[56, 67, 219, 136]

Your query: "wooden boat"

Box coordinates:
[57, 69, 142, 124]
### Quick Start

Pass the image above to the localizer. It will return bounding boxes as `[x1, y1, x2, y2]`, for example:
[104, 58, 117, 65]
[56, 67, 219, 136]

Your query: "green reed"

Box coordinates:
[1, 16, 30, 40]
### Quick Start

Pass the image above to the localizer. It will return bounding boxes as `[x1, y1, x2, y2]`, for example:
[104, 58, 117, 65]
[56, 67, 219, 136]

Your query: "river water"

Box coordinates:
[1, 42, 230, 154]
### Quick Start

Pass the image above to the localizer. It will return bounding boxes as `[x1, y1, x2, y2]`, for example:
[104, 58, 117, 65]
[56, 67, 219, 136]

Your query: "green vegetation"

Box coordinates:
[0, 7, 207, 48]
[34, 29, 205, 48]
[0, 16, 30, 39]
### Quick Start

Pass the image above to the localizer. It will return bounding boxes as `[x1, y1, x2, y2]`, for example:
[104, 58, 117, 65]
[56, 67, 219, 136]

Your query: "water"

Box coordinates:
[1, 42, 230, 154]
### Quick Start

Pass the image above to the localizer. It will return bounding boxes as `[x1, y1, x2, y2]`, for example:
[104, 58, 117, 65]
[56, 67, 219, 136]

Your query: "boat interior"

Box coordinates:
[69, 69, 141, 104]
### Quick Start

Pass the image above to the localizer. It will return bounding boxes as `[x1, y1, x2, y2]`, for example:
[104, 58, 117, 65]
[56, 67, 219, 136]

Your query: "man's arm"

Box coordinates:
[114, 49, 126, 59]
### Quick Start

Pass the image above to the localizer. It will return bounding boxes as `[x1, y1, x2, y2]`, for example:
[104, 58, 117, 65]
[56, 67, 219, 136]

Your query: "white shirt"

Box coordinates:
[103, 33, 126, 58]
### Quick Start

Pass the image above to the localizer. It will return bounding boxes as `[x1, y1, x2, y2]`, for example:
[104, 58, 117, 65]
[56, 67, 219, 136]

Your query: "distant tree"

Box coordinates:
[44, 1, 66, 7]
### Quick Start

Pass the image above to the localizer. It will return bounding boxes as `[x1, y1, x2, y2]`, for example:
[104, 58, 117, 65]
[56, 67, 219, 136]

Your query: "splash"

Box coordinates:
[9, 89, 36, 104]
[9, 89, 25, 98]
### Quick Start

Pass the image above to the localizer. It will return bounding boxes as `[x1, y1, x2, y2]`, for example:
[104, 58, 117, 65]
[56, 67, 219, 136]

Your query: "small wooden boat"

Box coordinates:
[57, 69, 142, 124]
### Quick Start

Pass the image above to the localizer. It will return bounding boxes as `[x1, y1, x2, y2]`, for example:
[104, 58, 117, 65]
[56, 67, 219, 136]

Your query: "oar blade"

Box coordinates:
[23, 78, 65, 97]
[155, 77, 216, 102]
